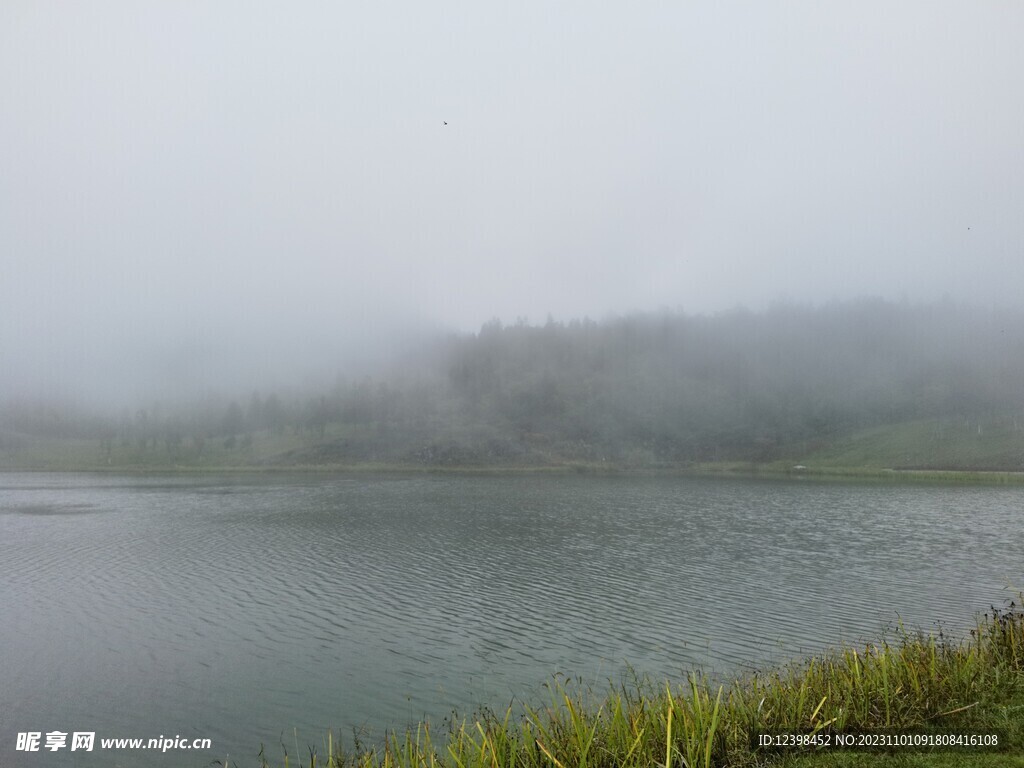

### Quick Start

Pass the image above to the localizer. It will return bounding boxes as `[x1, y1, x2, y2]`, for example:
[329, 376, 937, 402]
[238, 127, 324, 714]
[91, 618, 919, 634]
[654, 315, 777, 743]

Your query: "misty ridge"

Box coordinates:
[3, 297, 1023, 471]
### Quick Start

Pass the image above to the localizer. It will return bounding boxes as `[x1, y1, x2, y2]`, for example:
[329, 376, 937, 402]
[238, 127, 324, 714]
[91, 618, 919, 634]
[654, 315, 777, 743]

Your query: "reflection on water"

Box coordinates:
[4, 503, 99, 515]
[1, 472, 1021, 767]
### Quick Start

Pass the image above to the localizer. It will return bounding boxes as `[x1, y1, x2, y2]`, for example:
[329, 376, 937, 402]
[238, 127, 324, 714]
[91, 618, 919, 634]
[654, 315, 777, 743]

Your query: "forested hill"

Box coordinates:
[3, 299, 1024, 470]
[428, 299, 1024, 467]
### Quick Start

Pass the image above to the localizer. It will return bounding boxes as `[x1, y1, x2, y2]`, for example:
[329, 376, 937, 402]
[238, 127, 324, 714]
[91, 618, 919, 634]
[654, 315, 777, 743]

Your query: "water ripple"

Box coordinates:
[2, 473, 1022, 768]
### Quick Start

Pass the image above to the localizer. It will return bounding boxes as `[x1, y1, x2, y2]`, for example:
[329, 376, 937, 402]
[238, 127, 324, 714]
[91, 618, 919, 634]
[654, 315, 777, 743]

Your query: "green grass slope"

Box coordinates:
[792, 418, 1024, 473]
[4, 416, 1024, 477]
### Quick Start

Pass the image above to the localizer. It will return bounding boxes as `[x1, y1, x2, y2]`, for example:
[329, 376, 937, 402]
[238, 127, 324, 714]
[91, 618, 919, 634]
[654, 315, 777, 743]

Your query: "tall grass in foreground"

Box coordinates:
[245, 599, 1023, 768]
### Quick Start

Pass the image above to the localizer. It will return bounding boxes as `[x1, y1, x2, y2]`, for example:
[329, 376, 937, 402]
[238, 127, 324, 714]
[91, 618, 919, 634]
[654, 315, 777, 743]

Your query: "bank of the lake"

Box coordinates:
[5, 459, 1024, 486]
[4, 416, 1024, 485]
[249, 601, 1024, 768]
[688, 462, 1024, 486]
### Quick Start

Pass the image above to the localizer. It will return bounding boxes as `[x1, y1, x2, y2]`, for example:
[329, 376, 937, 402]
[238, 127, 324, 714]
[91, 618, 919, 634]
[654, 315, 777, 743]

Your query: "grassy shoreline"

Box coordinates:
[4, 416, 1024, 483]
[242, 600, 1023, 768]
[4, 460, 1024, 486]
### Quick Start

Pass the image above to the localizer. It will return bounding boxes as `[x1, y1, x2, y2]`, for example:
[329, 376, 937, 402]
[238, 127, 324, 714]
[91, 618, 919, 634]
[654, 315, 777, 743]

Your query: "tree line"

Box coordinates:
[3, 298, 1022, 467]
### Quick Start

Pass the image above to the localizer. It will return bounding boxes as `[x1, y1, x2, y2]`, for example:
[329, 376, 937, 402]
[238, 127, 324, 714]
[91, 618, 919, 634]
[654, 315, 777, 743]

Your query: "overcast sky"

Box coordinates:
[2, 2, 1022, 403]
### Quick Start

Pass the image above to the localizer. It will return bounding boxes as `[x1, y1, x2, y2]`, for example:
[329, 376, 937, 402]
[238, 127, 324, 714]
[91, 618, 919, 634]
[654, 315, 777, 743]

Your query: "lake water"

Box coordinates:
[1, 472, 1021, 767]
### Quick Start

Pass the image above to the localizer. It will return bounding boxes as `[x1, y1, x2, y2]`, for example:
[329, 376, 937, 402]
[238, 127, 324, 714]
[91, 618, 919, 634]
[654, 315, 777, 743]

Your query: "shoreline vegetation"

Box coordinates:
[4, 453, 1024, 486]
[4, 409, 1024, 485]
[4, 461, 1024, 486]
[242, 600, 1024, 768]
[3, 430, 1024, 485]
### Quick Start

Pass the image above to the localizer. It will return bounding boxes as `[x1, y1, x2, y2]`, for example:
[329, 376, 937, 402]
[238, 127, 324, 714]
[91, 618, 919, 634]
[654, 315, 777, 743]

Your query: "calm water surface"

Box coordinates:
[1, 472, 1021, 767]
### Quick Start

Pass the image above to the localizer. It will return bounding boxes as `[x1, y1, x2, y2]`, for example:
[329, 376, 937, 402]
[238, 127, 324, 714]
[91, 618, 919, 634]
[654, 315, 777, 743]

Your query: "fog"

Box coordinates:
[2, 2, 1023, 407]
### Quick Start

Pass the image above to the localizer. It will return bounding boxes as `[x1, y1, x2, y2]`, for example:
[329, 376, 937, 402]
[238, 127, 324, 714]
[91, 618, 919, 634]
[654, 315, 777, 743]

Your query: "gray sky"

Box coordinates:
[2, 2, 1023, 403]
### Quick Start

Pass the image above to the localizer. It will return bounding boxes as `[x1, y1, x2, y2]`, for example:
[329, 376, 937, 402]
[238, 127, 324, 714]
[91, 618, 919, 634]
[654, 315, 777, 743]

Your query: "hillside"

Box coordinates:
[3, 300, 1024, 474]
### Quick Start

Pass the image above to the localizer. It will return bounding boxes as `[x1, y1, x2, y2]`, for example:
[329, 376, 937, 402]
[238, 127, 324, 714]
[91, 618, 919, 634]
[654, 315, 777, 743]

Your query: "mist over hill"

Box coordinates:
[3, 298, 1023, 471]
[4, 5, 1022, 474]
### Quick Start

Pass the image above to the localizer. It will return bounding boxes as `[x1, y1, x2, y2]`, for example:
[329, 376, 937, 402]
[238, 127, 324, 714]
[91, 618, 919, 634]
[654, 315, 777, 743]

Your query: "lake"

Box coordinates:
[1, 472, 1021, 767]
